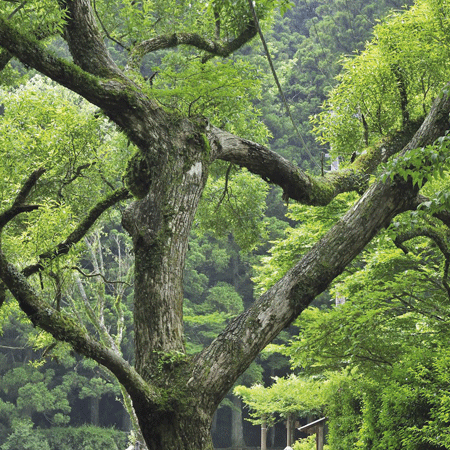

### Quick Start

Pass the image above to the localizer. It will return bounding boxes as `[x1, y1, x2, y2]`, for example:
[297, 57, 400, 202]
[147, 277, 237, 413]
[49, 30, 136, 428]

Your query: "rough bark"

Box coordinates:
[121, 117, 210, 375]
[1, 2, 450, 450]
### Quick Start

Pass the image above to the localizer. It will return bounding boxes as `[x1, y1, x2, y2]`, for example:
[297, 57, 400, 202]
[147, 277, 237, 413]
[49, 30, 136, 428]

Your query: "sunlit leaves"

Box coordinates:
[196, 167, 270, 252]
[0, 76, 129, 263]
[253, 192, 358, 295]
[313, 0, 450, 157]
[0, 0, 65, 38]
[234, 374, 326, 426]
[149, 53, 270, 141]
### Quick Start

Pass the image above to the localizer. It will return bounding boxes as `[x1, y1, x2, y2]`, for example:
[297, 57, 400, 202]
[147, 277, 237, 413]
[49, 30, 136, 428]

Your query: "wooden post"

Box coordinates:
[286, 414, 293, 447]
[297, 417, 327, 450]
[317, 423, 324, 450]
[261, 418, 267, 450]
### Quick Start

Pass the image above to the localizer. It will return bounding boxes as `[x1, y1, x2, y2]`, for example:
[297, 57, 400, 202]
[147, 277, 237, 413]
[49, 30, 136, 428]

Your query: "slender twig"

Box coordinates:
[72, 266, 132, 287]
[92, 0, 130, 51]
[22, 187, 131, 277]
[394, 227, 450, 298]
[7, 0, 27, 20]
[0, 168, 46, 230]
[216, 164, 233, 209]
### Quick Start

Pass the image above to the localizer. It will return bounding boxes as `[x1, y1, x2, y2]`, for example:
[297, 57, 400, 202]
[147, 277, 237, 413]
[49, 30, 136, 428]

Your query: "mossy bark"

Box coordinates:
[122, 118, 209, 376]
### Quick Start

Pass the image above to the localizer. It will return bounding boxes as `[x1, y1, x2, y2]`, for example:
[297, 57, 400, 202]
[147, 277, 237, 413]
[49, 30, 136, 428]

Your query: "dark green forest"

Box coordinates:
[3, 0, 450, 449]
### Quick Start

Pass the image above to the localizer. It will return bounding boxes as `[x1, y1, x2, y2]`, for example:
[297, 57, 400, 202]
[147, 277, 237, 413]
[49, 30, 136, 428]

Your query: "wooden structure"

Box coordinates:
[297, 417, 327, 450]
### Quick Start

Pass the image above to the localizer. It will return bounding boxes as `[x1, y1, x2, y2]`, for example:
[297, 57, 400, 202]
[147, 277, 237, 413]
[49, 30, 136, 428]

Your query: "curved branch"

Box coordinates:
[208, 82, 448, 207]
[58, 0, 121, 77]
[191, 85, 450, 411]
[73, 265, 132, 287]
[0, 16, 173, 154]
[413, 194, 450, 229]
[128, 20, 257, 70]
[209, 126, 367, 205]
[394, 227, 450, 297]
[192, 173, 420, 412]
[92, 0, 129, 51]
[22, 187, 131, 277]
[0, 15, 103, 91]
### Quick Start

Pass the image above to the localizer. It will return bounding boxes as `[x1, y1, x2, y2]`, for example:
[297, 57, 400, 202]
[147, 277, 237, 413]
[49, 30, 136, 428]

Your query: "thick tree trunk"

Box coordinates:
[122, 118, 212, 449]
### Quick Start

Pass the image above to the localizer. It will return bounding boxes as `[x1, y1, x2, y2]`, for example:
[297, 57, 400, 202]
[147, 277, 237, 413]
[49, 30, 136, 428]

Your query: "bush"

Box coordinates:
[42, 425, 128, 450]
[293, 434, 330, 450]
[0, 419, 50, 450]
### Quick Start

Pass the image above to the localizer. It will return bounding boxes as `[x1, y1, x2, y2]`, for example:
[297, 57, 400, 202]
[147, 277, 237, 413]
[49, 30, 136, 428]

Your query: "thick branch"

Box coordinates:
[13, 167, 46, 207]
[210, 126, 375, 205]
[22, 187, 131, 277]
[208, 84, 448, 207]
[209, 126, 366, 205]
[192, 174, 420, 412]
[128, 20, 257, 70]
[0, 248, 159, 405]
[192, 85, 450, 411]
[0, 15, 105, 93]
[58, 0, 121, 77]
[0, 2, 62, 73]
[0, 16, 173, 153]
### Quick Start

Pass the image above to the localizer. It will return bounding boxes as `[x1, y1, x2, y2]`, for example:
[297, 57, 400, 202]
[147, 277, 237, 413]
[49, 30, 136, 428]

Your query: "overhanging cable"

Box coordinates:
[247, 0, 320, 169]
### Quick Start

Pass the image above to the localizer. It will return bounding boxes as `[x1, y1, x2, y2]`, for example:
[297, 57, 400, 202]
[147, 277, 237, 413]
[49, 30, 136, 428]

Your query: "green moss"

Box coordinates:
[310, 177, 335, 206]
[200, 133, 211, 159]
[123, 151, 153, 199]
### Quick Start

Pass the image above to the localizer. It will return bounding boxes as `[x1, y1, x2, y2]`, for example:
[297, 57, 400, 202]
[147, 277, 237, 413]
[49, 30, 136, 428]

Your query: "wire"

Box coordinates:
[247, 0, 320, 169]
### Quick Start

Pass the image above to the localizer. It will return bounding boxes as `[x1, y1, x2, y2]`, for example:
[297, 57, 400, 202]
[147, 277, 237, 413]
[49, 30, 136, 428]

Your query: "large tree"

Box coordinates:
[1, 0, 450, 449]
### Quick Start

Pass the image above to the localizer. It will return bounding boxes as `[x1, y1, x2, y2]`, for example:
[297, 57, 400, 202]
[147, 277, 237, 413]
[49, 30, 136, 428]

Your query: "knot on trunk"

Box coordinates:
[123, 151, 153, 199]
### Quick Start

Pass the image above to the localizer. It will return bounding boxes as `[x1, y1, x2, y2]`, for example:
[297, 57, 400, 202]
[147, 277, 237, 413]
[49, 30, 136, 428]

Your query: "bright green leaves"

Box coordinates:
[253, 192, 358, 295]
[97, 0, 207, 46]
[196, 166, 270, 252]
[235, 374, 326, 426]
[207, 0, 292, 37]
[383, 135, 450, 189]
[95, 0, 287, 56]
[0, 75, 128, 264]
[0, 0, 65, 41]
[313, 0, 450, 158]
[148, 54, 270, 141]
